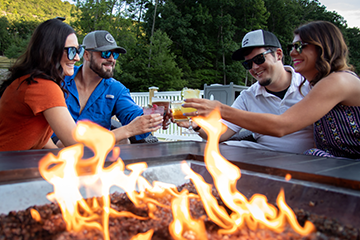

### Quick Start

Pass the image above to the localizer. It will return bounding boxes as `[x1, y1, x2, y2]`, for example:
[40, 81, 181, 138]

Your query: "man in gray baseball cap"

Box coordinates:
[232, 29, 281, 61]
[53, 30, 164, 146]
[179, 29, 314, 154]
[83, 30, 127, 54]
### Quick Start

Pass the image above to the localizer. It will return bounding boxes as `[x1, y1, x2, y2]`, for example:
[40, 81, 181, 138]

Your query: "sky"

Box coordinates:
[319, 0, 360, 28]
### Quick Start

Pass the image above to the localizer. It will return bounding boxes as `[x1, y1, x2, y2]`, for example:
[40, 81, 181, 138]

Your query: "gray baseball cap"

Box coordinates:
[82, 30, 127, 53]
[232, 29, 281, 61]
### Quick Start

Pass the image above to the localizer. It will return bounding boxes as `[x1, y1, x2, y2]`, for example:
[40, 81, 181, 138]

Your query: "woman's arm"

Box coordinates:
[43, 106, 78, 147]
[43, 137, 58, 149]
[184, 72, 360, 137]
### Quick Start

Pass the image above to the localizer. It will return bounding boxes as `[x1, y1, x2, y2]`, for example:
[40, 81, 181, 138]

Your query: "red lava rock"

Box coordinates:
[0, 182, 358, 240]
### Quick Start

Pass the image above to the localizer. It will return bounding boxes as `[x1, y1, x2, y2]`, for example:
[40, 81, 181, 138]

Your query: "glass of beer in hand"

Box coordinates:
[181, 88, 200, 134]
[171, 100, 188, 122]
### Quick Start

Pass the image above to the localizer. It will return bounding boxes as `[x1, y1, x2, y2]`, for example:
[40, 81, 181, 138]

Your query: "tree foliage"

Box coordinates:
[1, 0, 360, 91]
[0, 17, 11, 55]
[1, 0, 77, 23]
[0, 0, 78, 58]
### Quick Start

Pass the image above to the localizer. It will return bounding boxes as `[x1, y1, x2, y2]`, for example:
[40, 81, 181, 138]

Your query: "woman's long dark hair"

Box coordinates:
[0, 19, 75, 97]
[294, 21, 353, 86]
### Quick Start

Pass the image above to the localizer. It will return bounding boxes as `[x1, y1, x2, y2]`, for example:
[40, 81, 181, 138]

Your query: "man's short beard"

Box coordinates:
[259, 79, 271, 87]
[89, 54, 114, 79]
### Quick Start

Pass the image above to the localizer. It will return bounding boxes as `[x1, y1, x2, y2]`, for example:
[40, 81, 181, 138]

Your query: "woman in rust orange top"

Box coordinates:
[0, 19, 84, 151]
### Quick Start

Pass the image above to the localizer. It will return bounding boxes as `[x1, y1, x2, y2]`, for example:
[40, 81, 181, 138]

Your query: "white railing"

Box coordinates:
[130, 91, 204, 141]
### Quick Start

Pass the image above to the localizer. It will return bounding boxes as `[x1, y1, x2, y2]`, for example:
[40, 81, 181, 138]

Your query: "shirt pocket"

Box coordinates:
[88, 98, 115, 129]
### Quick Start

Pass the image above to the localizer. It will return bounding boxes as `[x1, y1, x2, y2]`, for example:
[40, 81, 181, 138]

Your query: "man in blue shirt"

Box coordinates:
[56, 30, 163, 145]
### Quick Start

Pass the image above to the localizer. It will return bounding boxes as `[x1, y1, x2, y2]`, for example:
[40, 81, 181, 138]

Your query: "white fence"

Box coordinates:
[130, 91, 204, 141]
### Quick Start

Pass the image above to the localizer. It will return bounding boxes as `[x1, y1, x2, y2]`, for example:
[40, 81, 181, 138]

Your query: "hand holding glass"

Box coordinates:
[182, 88, 200, 134]
[142, 105, 165, 128]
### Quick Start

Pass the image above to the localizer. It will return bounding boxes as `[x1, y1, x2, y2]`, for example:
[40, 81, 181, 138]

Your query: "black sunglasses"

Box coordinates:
[242, 49, 273, 70]
[64, 46, 84, 60]
[287, 41, 308, 55]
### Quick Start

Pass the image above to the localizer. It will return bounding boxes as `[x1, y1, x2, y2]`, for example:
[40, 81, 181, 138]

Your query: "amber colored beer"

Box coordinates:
[173, 109, 188, 121]
[171, 101, 188, 122]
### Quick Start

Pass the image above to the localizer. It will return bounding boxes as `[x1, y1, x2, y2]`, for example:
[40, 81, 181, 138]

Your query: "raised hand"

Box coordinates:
[128, 114, 163, 135]
[182, 98, 222, 117]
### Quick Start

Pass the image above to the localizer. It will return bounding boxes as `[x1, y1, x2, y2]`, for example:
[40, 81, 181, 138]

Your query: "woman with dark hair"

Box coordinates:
[0, 19, 84, 151]
[183, 21, 360, 159]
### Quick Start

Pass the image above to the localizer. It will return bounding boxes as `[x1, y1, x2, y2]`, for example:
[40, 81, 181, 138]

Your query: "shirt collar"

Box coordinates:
[66, 64, 82, 86]
[253, 65, 298, 97]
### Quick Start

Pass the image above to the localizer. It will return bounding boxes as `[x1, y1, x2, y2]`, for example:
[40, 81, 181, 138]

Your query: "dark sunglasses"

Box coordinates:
[287, 41, 308, 55]
[88, 50, 120, 60]
[101, 51, 120, 60]
[242, 49, 272, 70]
[64, 46, 84, 60]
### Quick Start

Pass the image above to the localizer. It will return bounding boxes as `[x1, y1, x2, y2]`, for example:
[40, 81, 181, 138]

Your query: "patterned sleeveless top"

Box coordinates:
[311, 104, 360, 159]
[305, 71, 360, 159]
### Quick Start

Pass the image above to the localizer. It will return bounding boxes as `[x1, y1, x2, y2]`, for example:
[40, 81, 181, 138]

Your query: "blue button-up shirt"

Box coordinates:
[63, 65, 149, 140]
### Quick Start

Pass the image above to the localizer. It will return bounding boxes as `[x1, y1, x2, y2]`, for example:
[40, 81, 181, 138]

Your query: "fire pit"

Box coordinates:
[0, 112, 360, 239]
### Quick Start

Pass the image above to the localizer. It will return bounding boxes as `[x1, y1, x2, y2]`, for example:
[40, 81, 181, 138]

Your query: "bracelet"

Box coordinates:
[193, 126, 201, 132]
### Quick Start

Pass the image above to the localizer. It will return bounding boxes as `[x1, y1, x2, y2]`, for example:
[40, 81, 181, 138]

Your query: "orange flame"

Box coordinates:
[169, 190, 207, 240]
[39, 121, 181, 240]
[38, 110, 315, 240]
[130, 229, 154, 240]
[30, 208, 41, 222]
[285, 174, 292, 181]
[191, 108, 315, 235]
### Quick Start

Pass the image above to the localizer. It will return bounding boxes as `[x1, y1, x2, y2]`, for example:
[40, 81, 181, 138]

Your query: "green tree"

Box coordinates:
[264, 0, 301, 56]
[4, 34, 30, 59]
[233, 0, 269, 35]
[3, 0, 359, 87]
[118, 30, 184, 91]
[0, 17, 11, 55]
[0, 0, 79, 57]
[72, 0, 114, 33]
[1, 0, 77, 23]
[146, 30, 184, 90]
[345, 27, 360, 74]
[143, 0, 253, 89]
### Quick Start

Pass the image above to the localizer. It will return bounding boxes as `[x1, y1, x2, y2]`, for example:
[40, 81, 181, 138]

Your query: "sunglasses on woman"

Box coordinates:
[242, 49, 273, 70]
[64, 46, 84, 60]
[287, 41, 308, 55]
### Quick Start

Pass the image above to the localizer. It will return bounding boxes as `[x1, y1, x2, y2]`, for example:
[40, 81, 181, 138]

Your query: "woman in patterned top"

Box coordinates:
[183, 21, 360, 159]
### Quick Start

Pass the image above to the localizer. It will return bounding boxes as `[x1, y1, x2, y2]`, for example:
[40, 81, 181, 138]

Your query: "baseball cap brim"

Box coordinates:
[232, 48, 249, 61]
[91, 46, 127, 54]
[232, 44, 275, 61]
